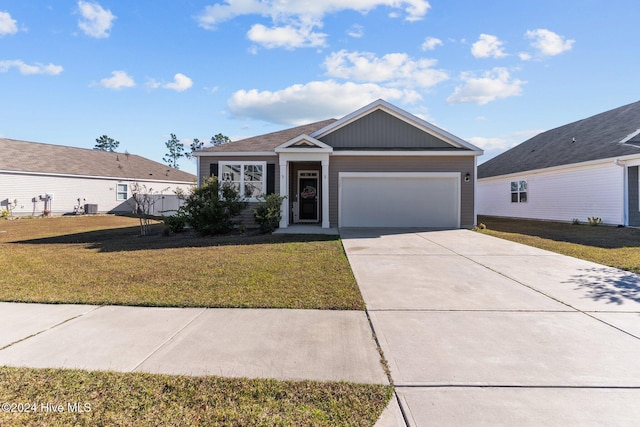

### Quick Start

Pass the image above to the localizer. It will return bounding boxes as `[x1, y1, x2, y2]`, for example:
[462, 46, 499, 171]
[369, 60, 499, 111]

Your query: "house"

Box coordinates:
[0, 138, 196, 216]
[477, 100, 640, 226]
[195, 99, 483, 229]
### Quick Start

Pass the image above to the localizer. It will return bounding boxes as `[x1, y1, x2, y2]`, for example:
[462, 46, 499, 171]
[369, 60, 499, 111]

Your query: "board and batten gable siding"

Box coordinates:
[0, 171, 193, 216]
[319, 109, 453, 149]
[477, 161, 624, 225]
[329, 156, 476, 228]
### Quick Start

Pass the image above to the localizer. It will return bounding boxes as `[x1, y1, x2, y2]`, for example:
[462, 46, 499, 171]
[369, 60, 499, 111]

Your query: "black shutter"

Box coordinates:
[210, 163, 218, 177]
[266, 164, 275, 194]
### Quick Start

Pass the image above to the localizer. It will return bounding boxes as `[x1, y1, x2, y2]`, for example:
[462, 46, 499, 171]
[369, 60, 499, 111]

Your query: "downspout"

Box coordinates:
[615, 159, 627, 226]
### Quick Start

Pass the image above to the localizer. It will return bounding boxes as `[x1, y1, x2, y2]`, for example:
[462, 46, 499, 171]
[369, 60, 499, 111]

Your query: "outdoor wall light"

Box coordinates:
[464, 173, 471, 182]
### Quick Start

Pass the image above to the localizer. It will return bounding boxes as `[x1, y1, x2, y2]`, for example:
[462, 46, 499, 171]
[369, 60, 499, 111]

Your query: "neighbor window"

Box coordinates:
[116, 183, 128, 200]
[219, 161, 266, 199]
[511, 180, 527, 203]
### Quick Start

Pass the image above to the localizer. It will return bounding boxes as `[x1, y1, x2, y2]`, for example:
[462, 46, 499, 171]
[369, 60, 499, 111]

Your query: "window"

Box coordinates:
[116, 183, 128, 200]
[219, 161, 266, 199]
[511, 180, 527, 203]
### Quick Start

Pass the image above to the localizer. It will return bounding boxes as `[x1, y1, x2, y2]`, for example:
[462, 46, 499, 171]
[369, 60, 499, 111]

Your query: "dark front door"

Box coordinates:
[299, 173, 318, 222]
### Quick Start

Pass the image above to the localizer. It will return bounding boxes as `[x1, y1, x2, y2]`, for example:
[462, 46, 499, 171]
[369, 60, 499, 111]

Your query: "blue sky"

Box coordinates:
[1, 0, 638, 175]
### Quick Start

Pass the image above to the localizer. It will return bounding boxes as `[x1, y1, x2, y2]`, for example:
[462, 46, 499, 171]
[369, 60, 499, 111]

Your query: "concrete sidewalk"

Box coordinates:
[341, 228, 640, 426]
[0, 303, 388, 385]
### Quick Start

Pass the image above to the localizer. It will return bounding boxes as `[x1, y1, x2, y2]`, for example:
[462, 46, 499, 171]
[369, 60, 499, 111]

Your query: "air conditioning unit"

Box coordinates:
[84, 204, 98, 214]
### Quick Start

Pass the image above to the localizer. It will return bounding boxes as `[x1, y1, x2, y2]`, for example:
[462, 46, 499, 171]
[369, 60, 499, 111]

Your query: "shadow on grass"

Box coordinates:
[565, 266, 640, 306]
[10, 225, 340, 253]
[478, 215, 640, 249]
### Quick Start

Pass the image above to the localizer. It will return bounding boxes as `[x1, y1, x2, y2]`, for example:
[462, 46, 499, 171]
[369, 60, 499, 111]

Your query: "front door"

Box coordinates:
[298, 171, 319, 222]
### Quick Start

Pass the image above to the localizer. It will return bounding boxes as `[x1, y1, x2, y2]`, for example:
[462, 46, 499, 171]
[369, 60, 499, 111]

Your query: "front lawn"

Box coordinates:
[0, 216, 363, 310]
[0, 367, 392, 426]
[478, 216, 640, 273]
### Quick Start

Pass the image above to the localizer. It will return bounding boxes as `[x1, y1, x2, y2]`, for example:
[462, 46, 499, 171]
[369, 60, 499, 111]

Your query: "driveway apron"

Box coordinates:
[341, 228, 640, 426]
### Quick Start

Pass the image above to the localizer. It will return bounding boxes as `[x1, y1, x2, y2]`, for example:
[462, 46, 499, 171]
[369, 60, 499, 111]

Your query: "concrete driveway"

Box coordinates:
[341, 228, 640, 426]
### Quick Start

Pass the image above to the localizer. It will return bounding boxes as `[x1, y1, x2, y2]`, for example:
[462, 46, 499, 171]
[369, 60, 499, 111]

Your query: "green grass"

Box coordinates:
[477, 216, 640, 273]
[0, 216, 364, 310]
[0, 367, 392, 426]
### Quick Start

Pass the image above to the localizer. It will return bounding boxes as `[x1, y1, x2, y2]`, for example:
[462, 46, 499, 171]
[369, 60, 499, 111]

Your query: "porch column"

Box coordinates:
[321, 158, 330, 228]
[279, 159, 289, 228]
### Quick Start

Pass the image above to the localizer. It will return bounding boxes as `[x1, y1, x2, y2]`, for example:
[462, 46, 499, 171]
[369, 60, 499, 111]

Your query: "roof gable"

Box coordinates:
[312, 99, 482, 152]
[0, 138, 195, 182]
[478, 100, 640, 179]
[275, 135, 333, 153]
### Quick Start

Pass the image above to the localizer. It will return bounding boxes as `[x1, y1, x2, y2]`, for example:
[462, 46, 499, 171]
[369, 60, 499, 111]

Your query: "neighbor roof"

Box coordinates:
[197, 120, 337, 153]
[0, 138, 196, 182]
[478, 100, 640, 178]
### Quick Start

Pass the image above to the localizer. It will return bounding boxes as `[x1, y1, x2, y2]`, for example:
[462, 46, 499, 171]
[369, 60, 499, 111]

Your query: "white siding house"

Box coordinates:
[1, 139, 195, 217]
[478, 101, 640, 226]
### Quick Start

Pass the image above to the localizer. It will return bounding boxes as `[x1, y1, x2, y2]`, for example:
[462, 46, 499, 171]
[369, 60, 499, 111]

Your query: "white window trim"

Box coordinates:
[510, 180, 527, 203]
[116, 183, 128, 201]
[218, 161, 267, 201]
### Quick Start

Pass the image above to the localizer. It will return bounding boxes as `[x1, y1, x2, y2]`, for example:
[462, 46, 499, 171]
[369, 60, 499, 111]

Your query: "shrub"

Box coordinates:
[253, 194, 286, 233]
[572, 218, 581, 225]
[163, 213, 187, 233]
[180, 177, 247, 236]
[587, 217, 603, 226]
[0, 209, 8, 219]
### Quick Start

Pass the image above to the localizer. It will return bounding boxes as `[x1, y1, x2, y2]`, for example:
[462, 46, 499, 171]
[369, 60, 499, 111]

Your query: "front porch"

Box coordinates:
[276, 135, 332, 230]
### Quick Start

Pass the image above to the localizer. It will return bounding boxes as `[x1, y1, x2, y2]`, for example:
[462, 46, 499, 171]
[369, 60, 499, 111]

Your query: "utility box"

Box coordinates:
[84, 204, 98, 214]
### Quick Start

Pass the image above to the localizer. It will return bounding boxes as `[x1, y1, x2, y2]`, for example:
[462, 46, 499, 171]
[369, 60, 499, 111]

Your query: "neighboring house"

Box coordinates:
[0, 138, 196, 216]
[195, 99, 483, 229]
[477, 100, 640, 226]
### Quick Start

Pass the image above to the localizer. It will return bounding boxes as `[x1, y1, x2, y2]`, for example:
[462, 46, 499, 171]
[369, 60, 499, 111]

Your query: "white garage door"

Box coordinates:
[339, 172, 460, 228]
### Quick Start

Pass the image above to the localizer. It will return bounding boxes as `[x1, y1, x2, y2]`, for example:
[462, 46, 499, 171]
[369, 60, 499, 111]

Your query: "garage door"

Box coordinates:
[339, 172, 460, 228]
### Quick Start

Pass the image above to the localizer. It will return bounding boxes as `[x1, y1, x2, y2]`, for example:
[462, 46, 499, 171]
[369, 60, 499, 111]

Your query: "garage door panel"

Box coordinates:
[340, 174, 459, 228]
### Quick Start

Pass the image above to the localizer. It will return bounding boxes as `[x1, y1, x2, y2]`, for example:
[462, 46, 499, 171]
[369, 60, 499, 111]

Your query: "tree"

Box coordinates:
[128, 183, 169, 236]
[179, 177, 246, 236]
[94, 135, 120, 152]
[185, 138, 204, 160]
[163, 133, 184, 169]
[211, 133, 231, 146]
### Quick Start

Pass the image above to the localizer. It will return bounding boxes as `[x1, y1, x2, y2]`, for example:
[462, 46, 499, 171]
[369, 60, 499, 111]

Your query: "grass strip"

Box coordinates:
[0, 366, 392, 426]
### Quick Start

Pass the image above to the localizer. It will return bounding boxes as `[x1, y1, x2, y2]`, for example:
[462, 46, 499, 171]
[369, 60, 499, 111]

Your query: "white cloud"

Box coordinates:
[447, 67, 524, 105]
[421, 36, 442, 51]
[197, 0, 429, 49]
[228, 80, 420, 125]
[98, 70, 135, 89]
[471, 34, 507, 59]
[0, 11, 18, 36]
[526, 29, 574, 56]
[0, 60, 63, 75]
[470, 129, 543, 155]
[197, 0, 430, 28]
[162, 73, 193, 92]
[247, 23, 327, 49]
[77, 1, 116, 38]
[518, 52, 532, 61]
[347, 24, 364, 38]
[324, 50, 448, 89]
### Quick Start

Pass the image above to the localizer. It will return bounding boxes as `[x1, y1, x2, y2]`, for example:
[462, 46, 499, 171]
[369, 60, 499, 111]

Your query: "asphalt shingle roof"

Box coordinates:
[478, 100, 640, 178]
[0, 138, 196, 182]
[197, 120, 337, 153]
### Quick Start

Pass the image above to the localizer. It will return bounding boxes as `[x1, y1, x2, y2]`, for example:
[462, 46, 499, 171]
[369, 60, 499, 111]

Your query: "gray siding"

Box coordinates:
[629, 166, 640, 226]
[329, 156, 476, 228]
[319, 110, 454, 149]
